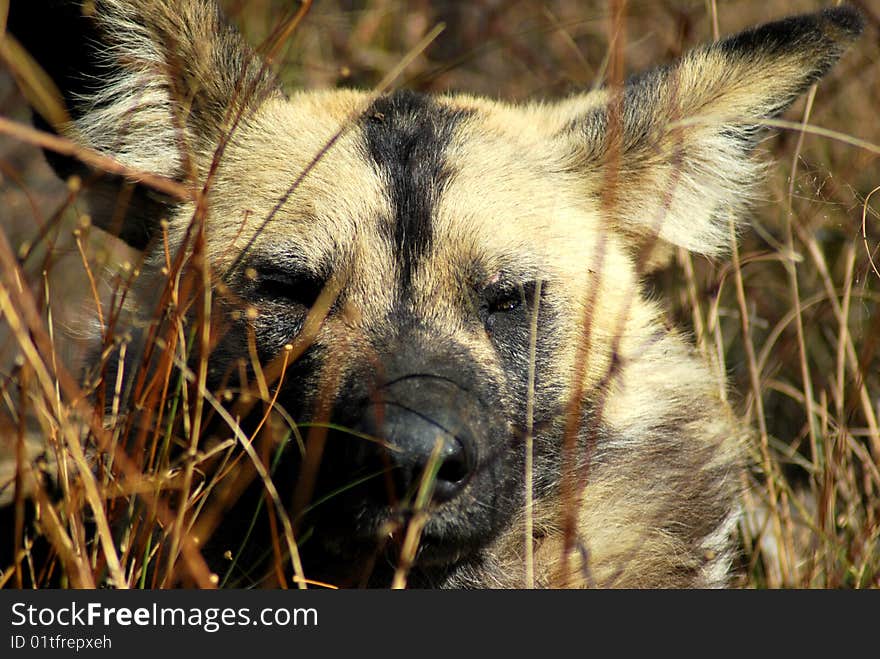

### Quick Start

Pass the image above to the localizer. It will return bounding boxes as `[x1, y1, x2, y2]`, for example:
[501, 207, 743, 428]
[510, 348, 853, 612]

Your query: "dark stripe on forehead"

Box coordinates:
[362, 90, 469, 290]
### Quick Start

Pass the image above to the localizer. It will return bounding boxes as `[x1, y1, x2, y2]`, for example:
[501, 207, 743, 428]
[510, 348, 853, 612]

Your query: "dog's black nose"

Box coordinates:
[358, 378, 479, 504]
[379, 402, 472, 502]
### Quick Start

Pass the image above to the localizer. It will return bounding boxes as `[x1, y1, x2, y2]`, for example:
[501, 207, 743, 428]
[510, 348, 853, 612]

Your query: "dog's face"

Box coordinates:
[7, 1, 862, 586]
[201, 90, 595, 570]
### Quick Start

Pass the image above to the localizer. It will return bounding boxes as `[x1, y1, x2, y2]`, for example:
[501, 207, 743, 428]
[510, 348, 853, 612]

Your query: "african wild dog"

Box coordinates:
[3, 1, 862, 587]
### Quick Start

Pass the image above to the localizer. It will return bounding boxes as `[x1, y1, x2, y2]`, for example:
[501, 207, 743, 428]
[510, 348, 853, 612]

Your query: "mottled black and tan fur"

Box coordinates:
[5, 0, 863, 587]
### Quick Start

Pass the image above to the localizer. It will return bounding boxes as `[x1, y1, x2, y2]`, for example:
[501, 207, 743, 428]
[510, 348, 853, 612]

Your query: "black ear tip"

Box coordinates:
[821, 5, 865, 40]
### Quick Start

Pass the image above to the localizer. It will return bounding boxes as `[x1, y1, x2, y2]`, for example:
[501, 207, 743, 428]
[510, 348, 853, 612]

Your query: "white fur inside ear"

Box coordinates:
[631, 124, 767, 256]
[70, 6, 182, 177]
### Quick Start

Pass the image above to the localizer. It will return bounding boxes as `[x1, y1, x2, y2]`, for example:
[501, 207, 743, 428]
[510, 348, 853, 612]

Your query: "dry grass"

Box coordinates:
[1, 0, 878, 588]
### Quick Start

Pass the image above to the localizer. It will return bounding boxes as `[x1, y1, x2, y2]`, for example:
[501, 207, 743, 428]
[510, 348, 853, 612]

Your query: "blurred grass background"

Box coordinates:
[1, 0, 879, 587]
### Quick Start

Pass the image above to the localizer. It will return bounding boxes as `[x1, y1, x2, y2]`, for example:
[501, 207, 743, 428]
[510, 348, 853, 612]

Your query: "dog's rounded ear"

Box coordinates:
[549, 6, 863, 264]
[6, 0, 283, 251]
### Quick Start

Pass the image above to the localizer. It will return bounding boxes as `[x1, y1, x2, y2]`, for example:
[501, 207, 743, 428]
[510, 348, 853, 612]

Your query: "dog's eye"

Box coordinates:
[250, 267, 326, 310]
[481, 279, 536, 318]
[487, 290, 522, 314]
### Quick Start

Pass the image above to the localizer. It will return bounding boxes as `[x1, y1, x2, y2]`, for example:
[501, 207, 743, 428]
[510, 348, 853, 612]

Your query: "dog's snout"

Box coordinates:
[356, 377, 481, 504]
[381, 402, 472, 502]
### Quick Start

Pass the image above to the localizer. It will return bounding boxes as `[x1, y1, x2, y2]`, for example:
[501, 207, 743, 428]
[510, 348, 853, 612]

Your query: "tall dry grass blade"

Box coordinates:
[391, 439, 445, 590]
[0, 117, 194, 201]
[524, 280, 543, 589]
[729, 214, 793, 587]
